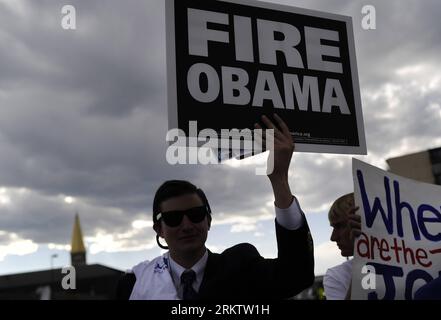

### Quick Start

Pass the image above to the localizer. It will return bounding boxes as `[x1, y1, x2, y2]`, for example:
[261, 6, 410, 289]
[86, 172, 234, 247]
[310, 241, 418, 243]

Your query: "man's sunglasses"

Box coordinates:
[156, 206, 209, 227]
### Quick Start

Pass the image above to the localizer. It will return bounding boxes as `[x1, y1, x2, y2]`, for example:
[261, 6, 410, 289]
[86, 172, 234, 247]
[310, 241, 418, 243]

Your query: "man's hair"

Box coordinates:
[328, 193, 354, 221]
[152, 180, 211, 226]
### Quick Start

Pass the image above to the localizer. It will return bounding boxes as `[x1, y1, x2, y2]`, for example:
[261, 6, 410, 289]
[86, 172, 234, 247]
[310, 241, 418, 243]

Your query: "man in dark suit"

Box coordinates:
[117, 114, 314, 300]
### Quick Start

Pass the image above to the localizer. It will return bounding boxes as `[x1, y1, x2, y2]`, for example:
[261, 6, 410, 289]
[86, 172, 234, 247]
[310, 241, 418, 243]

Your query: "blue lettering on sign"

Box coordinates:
[417, 205, 441, 241]
[367, 262, 441, 300]
[405, 269, 433, 300]
[356, 170, 441, 241]
[366, 262, 403, 300]
[394, 181, 420, 239]
[356, 170, 393, 234]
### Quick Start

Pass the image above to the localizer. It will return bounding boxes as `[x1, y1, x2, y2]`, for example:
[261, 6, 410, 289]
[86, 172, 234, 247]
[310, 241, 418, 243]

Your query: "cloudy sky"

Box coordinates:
[0, 0, 440, 277]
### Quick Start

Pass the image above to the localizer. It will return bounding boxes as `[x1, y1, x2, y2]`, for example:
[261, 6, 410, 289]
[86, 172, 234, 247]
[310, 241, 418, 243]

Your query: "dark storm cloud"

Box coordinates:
[0, 0, 440, 251]
[0, 0, 166, 116]
[0, 0, 170, 210]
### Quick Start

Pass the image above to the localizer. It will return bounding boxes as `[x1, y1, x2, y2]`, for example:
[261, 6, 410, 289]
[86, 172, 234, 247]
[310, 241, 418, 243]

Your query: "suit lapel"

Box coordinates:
[198, 250, 221, 298]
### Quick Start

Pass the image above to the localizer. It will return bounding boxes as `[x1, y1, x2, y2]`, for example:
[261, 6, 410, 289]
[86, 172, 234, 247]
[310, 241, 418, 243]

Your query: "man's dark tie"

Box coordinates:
[181, 269, 199, 300]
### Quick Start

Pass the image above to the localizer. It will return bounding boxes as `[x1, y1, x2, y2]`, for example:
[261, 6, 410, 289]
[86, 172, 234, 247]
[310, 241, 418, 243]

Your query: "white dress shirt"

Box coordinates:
[169, 250, 208, 299]
[274, 196, 304, 230]
[323, 259, 353, 300]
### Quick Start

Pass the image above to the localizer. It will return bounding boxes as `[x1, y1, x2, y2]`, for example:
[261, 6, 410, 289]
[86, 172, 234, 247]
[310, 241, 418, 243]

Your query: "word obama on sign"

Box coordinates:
[166, 0, 366, 155]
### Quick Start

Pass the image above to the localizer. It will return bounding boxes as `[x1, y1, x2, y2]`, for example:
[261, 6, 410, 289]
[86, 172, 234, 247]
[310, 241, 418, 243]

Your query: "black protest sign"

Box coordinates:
[166, 0, 366, 154]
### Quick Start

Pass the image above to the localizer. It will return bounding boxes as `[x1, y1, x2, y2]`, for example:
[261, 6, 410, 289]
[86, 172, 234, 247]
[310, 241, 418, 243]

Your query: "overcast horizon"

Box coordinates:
[1, 0, 441, 277]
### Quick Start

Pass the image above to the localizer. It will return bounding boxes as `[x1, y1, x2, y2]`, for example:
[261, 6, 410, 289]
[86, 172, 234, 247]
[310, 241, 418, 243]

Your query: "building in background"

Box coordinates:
[386, 146, 441, 185]
[0, 214, 123, 300]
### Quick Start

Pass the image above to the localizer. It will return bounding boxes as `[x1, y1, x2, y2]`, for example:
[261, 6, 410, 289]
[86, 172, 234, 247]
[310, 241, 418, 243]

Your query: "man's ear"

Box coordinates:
[207, 215, 212, 230]
[153, 223, 163, 237]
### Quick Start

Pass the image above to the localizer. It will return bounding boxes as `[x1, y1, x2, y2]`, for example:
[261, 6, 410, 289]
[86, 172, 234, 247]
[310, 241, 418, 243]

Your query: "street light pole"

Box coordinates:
[50, 253, 58, 271]
[50, 254, 58, 297]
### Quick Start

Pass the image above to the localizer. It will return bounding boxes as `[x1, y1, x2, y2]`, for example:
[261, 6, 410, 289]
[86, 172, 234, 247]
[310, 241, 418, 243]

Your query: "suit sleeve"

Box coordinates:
[234, 215, 314, 299]
[273, 216, 315, 297]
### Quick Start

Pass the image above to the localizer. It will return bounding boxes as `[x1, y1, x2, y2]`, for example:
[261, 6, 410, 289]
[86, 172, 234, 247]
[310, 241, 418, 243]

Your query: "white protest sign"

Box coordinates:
[166, 0, 366, 155]
[351, 159, 441, 299]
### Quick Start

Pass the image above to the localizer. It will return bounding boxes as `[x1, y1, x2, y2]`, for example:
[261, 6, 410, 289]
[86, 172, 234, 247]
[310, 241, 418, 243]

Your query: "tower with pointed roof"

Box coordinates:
[71, 213, 86, 266]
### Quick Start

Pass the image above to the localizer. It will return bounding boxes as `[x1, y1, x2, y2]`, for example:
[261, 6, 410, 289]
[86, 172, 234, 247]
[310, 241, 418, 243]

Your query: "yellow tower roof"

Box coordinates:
[71, 214, 86, 253]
